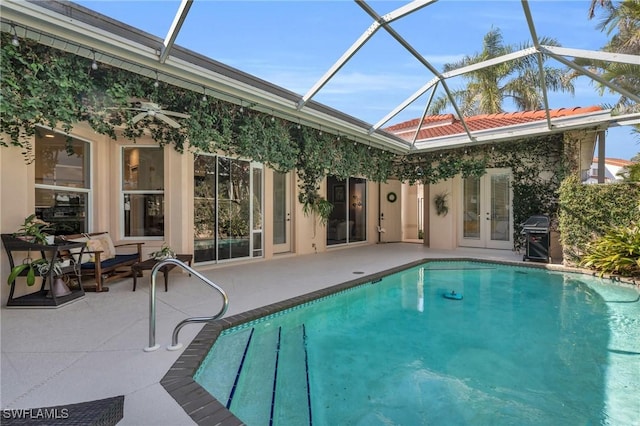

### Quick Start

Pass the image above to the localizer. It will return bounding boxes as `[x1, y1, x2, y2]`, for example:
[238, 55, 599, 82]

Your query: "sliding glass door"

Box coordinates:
[194, 154, 263, 262]
[326, 176, 367, 246]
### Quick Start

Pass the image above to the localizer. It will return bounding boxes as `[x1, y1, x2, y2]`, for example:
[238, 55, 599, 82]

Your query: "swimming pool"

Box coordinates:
[163, 260, 640, 425]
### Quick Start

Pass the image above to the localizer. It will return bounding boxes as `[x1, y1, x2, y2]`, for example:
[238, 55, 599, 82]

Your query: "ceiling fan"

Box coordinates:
[126, 101, 190, 128]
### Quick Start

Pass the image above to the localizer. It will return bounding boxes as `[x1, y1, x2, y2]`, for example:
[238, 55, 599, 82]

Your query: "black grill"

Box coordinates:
[521, 215, 550, 262]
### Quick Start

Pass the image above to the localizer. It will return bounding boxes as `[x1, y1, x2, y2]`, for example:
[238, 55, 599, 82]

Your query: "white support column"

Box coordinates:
[598, 131, 606, 184]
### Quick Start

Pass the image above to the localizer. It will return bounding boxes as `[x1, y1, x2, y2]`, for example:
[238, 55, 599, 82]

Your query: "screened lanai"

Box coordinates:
[1, 0, 638, 155]
[1, 3, 639, 424]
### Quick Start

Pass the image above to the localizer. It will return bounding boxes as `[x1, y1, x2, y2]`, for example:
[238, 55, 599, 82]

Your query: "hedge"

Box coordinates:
[558, 174, 640, 264]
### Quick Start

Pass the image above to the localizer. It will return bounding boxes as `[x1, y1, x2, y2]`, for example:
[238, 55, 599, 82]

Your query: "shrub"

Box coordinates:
[558, 175, 640, 264]
[580, 223, 640, 277]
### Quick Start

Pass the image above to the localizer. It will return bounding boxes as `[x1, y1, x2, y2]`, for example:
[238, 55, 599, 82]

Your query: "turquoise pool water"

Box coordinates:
[194, 261, 640, 425]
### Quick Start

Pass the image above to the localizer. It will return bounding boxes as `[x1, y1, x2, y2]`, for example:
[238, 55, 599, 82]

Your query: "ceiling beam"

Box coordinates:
[159, 0, 193, 64]
[356, 0, 473, 141]
[521, 0, 552, 129]
[297, 0, 437, 110]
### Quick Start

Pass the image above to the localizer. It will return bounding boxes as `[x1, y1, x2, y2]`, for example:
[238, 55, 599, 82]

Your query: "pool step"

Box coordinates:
[228, 324, 312, 426]
[193, 327, 254, 407]
[273, 325, 312, 425]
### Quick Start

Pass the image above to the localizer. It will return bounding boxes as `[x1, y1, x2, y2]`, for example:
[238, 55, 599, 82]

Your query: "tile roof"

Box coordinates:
[593, 157, 634, 166]
[386, 106, 603, 141]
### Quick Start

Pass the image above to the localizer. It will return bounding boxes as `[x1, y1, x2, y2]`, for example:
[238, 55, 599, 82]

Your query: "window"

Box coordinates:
[35, 130, 90, 235]
[122, 147, 164, 237]
[326, 176, 367, 245]
[193, 154, 263, 263]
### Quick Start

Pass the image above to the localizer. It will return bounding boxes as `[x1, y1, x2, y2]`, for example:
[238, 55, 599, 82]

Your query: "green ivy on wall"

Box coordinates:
[559, 174, 640, 264]
[0, 34, 394, 218]
[396, 134, 570, 251]
[1, 34, 581, 238]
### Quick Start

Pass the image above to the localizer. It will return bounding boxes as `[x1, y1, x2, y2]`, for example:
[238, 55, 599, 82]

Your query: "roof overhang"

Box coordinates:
[411, 109, 640, 152]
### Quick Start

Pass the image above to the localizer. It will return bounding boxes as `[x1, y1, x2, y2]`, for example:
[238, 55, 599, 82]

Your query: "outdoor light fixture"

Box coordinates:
[91, 50, 98, 70]
[10, 25, 19, 47]
[201, 86, 207, 102]
[153, 71, 159, 88]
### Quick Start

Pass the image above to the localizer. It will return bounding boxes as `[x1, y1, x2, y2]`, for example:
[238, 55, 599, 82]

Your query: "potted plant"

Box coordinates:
[7, 255, 62, 286]
[149, 244, 176, 260]
[13, 214, 54, 245]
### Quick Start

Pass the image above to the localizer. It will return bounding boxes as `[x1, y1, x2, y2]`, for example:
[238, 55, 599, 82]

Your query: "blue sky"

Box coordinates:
[76, 0, 638, 160]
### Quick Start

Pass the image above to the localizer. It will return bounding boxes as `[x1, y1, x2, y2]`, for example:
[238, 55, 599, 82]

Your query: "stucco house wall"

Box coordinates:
[1, 125, 391, 305]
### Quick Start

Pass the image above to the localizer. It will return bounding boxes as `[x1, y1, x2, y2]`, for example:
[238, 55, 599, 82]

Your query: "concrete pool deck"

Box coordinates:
[1, 243, 525, 425]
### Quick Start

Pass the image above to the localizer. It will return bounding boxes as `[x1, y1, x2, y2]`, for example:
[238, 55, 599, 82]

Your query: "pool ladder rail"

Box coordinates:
[144, 257, 229, 352]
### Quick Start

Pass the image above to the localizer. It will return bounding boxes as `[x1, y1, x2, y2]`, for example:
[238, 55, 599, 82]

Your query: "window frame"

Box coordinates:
[120, 145, 165, 240]
[34, 128, 92, 235]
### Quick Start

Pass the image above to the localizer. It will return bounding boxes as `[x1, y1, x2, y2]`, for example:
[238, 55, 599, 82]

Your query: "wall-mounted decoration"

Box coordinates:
[434, 192, 449, 216]
[387, 192, 397, 203]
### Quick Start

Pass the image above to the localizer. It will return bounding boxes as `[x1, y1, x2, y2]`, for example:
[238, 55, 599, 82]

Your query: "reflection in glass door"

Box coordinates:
[326, 176, 367, 246]
[460, 168, 512, 249]
[193, 155, 263, 263]
[273, 171, 291, 253]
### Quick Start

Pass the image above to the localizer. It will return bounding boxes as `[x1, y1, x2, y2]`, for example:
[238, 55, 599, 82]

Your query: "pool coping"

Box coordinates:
[159, 257, 637, 425]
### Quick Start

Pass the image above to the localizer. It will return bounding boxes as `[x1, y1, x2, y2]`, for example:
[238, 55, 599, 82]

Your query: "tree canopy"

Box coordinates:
[428, 28, 574, 116]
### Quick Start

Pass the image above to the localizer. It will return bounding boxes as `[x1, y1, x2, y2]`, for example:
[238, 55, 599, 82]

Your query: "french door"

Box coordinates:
[460, 168, 512, 249]
[272, 171, 291, 253]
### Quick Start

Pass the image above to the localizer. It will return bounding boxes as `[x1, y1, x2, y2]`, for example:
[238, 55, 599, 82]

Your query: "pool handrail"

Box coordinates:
[144, 257, 229, 352]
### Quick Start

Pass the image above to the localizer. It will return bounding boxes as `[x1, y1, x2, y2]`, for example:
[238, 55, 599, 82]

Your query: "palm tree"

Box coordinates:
[429, 28, 574, 116]
[588, 0, 614, 19]
[588, 0, 640, 112]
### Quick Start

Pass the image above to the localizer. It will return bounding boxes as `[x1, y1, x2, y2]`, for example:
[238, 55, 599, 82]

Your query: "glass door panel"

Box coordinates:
[194, 156, 216, 262]
[194, 156, 262, 263]
[326, 175, 367, 246]
[490, 173, 510, 242]
[460, 169, 512, 249]
[252, 166, 263, 257]
[349, 178, 366, 242]
[463, 176, 481, 239]
[273, 171, 291, 253]
[217, 158, 250, 260]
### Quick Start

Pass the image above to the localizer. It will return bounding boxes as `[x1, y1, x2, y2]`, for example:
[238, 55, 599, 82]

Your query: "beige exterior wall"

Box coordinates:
[428, 179, 457, 250]
[1, 142, 35, 300]
[1, 128, 386, 305]
[379, 180, 402, 242]
[401, 183, 419, 240]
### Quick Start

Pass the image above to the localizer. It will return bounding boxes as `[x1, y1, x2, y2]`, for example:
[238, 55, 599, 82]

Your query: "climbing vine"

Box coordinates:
[396, 135, 570, 251]
[0, 34, 394, 218]
[1, 34, 580, 238]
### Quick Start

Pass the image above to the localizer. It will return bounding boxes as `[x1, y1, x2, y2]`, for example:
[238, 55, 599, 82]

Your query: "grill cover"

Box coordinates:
[520, 215, 550, 234]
